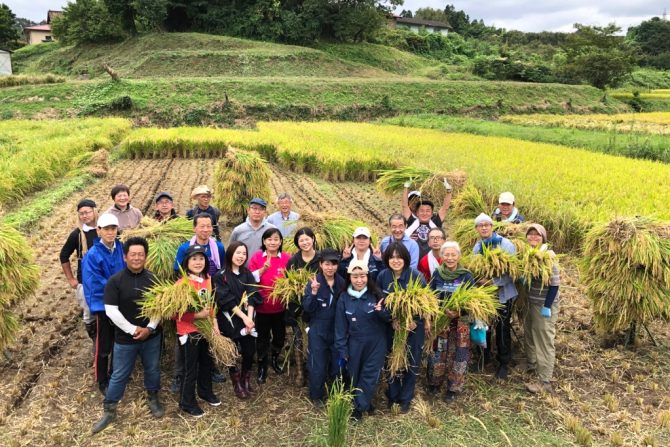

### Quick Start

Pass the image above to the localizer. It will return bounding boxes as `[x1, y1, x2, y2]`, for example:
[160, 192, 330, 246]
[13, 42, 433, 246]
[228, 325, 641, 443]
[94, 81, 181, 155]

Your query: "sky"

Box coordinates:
[5, 0, 669, 33]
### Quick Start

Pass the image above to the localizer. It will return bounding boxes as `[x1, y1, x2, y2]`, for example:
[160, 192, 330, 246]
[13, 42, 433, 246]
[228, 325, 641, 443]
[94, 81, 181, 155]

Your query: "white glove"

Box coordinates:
[443, 177, 452, 192]
[403, 181, 411, 188]
[473, 320, 488, 331]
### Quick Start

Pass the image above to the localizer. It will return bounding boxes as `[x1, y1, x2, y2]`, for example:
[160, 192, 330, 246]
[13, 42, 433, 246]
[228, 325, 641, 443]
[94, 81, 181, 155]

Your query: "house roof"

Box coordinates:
[24, 24, 52, 32]
[394, 16, 452, 30]
[47, 10, 63, 24]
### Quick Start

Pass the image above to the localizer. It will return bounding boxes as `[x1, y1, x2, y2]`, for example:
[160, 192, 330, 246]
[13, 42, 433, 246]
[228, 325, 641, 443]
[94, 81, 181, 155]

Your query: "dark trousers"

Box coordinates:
[235, 335, 256, 371]
[180, 335, 214, 410]
[94, 313, 115, 386]
[485, 300, 513, 366]
[388, 320, 425, 405]
[256, 312, 286, 367]
[307, 329, 338, 401]
[347, 335, 386, 412]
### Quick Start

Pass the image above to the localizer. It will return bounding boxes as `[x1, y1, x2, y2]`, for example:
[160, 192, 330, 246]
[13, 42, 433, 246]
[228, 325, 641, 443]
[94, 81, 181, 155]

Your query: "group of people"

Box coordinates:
[59, 180, 560, 432]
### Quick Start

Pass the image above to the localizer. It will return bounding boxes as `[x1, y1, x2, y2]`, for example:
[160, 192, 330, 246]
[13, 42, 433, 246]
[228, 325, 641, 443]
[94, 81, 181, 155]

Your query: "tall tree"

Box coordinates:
[0, 3, 19, 49]
[627, 17, 670, 69]
[52, 0, 124, 44]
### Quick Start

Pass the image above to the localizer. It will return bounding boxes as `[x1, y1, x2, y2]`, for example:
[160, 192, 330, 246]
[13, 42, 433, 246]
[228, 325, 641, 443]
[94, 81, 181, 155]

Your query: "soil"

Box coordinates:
[0, 159, 668, 447]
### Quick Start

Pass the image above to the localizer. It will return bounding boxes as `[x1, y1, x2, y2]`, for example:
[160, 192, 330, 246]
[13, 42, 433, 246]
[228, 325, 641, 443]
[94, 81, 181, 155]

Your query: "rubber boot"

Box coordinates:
[242, 369, 254, 394]
[231, 371, 249, 399]
[271, 352, 284, 375]
[147, 390, 165, 418]
[257, 364, 267, 384]
[92, 402, 117, 434]
[85, 321, 97, 341]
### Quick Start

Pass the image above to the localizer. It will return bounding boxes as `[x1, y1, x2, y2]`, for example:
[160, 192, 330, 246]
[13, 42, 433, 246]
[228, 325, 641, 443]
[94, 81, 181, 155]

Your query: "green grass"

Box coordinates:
[623, 68, 670, 90]
[383, 114, 670, 163]
[0, 74, 65, 88]
[0, 77, 628, 124]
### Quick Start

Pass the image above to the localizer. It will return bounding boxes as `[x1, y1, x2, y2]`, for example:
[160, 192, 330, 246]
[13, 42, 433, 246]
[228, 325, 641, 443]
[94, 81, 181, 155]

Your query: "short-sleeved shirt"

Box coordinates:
[406, 213, 443, 258]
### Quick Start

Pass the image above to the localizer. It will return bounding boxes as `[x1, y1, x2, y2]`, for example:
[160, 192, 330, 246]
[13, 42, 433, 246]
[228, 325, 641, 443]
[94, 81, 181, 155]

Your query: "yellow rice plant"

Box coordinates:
[141, 279, 199, 321]
[453, 219, 528, 255]
[450, 185, 493, 219]
[213, 149, 271, 224]
[384, 277, 440, 375]
[500, 112, 670, 135]
[119, 127, 231, 158]
[0, 310, 19, 351]
[516, 244, 558, 288]
[462, 246, 520, 282]
[283, 210, 376, 253]
[194, 316, 239, 367]
[268, 268, 312, 307]
[581, 216, 670, 335]
[375, 166, 467, 200]
[0, 224, 40, 306]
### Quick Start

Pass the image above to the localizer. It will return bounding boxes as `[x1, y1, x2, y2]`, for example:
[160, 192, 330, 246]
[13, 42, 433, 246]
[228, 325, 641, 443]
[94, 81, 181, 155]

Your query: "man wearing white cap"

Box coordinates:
[82, 213, 126, 395]
[187, 185, 222, 240]
[472, 213, 518, 380]
[492, 192, 524, 224]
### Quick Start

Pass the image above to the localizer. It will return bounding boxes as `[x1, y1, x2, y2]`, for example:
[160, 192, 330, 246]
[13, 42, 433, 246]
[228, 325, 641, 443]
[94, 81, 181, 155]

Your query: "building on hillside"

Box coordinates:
[0, 49, 12, 76]
[388, 16, 452, 35]
[23, 10, 63, 44]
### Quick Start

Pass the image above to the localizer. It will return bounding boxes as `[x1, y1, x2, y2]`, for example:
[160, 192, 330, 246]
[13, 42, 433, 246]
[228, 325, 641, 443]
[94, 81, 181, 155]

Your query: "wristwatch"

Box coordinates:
[147, 326, 156, 334]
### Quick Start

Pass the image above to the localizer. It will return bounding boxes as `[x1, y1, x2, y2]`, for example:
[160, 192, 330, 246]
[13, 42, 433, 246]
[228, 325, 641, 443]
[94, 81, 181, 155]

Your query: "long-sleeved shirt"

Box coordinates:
[338, 247, 384, 282]
[334, 288, 391, 360]
[105, 204, 143, 231]
[103, 267, 159, 344]
[82, 239, 126, 313]
[59, 225, 98, 283]
[228, 218, 277, 259]
[248, 250, 290, 314]
[380, 234, 420, 270]
[303, 273, 346, 335]
[266, 211, 300, 238]
[213, 268, 261, 338]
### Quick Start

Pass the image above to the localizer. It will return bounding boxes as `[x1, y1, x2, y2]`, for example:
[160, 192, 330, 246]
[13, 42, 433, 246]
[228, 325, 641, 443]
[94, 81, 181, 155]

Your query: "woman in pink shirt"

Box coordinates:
[248, 228, 290, 384]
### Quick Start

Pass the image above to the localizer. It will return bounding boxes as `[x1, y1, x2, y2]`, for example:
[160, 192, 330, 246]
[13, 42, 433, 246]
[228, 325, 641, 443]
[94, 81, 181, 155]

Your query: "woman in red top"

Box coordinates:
[175, 245, 220, 418]
[247, 228, 290, 384]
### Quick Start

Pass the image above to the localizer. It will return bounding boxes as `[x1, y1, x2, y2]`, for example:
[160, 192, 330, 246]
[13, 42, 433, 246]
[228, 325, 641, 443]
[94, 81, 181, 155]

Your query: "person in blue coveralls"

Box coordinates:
[375, 241, 426, 414]
[302, 249, 346, 408]
[334, 259, 390, 422]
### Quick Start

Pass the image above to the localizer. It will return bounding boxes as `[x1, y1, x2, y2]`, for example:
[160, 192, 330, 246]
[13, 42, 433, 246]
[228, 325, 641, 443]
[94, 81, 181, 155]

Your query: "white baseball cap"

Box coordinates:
[352, 227, 371, 238]
[498, 192, 515, 204]
[97, 213, 119, 228]
[347, 259, 369, 274]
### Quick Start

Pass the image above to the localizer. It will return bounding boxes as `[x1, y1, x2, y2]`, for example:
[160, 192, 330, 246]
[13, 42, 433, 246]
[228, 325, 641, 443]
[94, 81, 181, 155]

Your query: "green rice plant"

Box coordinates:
[462, 246, 520, 283]
[384, 277, 439, 375]
[326, 378, 354, 447]
[581, 216, 670, 336]
[283, 210, 376, 253]
[213, 149, 271, 224]
[269, 268, 312, 307]
[0, 310, 19, 351]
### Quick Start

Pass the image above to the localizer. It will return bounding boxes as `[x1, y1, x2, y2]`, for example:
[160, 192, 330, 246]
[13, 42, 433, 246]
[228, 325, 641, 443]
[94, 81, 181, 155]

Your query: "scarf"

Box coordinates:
[405, 214, 437, 238]
[436, 263, 471, 282]
[493, 207, 519, 223]
[481, 232, 503, 249]
[427, 251, 440, 275]
[190, 235, 221, 269]
[354, 247, 371, 265]
[348, 286, 367, 299]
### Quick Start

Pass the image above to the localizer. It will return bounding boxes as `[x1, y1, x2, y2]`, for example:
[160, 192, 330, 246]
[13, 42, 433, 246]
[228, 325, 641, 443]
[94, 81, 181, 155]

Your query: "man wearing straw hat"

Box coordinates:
[82, 213, 126, 395]
[229, 198, 276, 257]
[60, 199, 99, 345]
[187, 185, 222, 240]
[472, 213, 518, 380]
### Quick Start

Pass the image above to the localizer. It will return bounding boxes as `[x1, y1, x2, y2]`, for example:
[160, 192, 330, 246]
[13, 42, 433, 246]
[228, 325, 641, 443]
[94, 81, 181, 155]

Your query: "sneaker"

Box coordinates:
[351, 409, 363, 422]
[526, 381, 553, 394]
[198, 394, 222, 407]
[399, 402, 411, 414]
[525, 363, 537, 374]
[169, 376, 183, 394]
[495, 364, 509, 380]
[444, 391, 457, 403]
[211, 372, 226, 383]
[181, 405, 204, 418]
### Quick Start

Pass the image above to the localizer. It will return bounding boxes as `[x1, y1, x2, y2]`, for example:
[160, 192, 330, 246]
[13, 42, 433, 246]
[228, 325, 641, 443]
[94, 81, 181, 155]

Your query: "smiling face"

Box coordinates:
[248, 204, 266, 224]
[428, 229, 445, 251]
[187, 253, 206, 275]
[232, 245, 247, 268]
[297, 234, 314, 253]
[194, 217, 213, 243]
[526, 229, 543, 248]
[499, 202, 513, 218]
[196, 193, 211, 209]
[441, 247, 460, 270]
[78, 207, 96, 226]
[277, 198, 292, 214]
[388, 250, 405, 274]
[155, 197, 174, 216]
[476, 222, 493, 239]
[264, 233, 282, 254]
[353, 235, 371, 252]
[350, 270, 368, 291]
[389, 218, 406, 240]
[321, 260, 338, 279]
[114, 191, 130, 209]
[98, 225, 118, 245]
[416, 204, 433, 222]
[125, 244, 146, 273]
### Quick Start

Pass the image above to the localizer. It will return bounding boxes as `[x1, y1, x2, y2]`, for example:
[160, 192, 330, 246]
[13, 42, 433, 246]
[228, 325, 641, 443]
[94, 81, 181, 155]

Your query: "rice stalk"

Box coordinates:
[462, 246, 520, 282]
[146, 238, 182, 282]
[194, 317, 239, 367]
[213, 149, 271, 223]
[0, 224, 40, 303]
[283, 210, 375, 252]
[140, 279, 199, 321]
[516, 244, 557, 288]
[326, 378, 354, 447]
[119, 216, 193, 242]
[0, 310, 19, 351]
[375, 166, 467, 198]
[452, 219, 528, 255]
[269, 268, 312, 307]
[450, 185, 491, 219]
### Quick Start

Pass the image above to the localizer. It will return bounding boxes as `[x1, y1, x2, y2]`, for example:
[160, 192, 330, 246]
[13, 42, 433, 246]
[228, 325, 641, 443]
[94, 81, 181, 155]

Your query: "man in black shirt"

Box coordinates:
[92, 237, 164, 434]
[59, 199, 98, 341]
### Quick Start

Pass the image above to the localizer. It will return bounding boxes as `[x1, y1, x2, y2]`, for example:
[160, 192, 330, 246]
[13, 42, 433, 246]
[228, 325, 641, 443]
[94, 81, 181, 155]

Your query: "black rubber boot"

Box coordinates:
[257, 364, 267, 384]
[92, 402, 117, 434]
[85, 321, 97, 341]
[147, 390, 165, 418]
[271, 353, 284, 375]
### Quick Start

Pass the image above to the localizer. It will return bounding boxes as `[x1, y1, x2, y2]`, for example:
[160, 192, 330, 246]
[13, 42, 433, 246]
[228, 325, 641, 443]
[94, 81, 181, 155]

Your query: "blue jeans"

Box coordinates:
[104, 335, 161, 404]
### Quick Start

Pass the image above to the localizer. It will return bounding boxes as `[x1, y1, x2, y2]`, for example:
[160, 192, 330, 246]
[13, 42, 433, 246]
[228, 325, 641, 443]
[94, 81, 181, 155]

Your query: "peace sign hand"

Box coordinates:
[373, 241, 382, 259]
[310, 274, 321, 295]
[342, 244, 353, 259]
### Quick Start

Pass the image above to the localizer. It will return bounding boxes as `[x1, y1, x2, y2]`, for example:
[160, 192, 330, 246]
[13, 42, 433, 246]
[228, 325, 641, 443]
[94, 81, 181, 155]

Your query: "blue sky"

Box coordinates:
[6, 0, 668, 32]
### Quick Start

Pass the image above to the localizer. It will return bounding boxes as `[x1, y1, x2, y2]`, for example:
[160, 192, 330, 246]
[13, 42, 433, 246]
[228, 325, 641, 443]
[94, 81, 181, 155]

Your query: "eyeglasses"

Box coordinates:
[429, 236, 445, 241]
[78, 210, 94, 216]
[476, 224, 492, 228]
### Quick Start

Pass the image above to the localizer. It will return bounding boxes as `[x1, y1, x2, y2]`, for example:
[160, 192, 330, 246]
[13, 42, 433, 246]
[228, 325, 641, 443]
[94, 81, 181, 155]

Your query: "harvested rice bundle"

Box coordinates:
[452, 219, 528, 255]
[517, 244, 557, 288]
[450, 185, 492, 219]
[0, 224, 40, 303]
[0, 310, 19, 351]
[462, 247, 520, 283]
[213, 149, 271, 223]
[327, 378, 354, 447]
[582, 216, 670, 335]
[427, 285, 499, 350]
[375, 166, 467, 199]
[284, 211, 374, 253]
[141, 279, 199, 321]
[384, 277, 440, 375]
[194, 316, 239, 367]
[269, 268, 312, 307]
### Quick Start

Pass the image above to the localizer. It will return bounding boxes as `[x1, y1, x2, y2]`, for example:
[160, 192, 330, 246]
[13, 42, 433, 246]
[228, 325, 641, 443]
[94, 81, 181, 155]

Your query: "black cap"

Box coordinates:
[155, 191, 173, 203]
[185, 244, 207, 259]
[77, 199, 97, 210]
[319, 248, 340, 262]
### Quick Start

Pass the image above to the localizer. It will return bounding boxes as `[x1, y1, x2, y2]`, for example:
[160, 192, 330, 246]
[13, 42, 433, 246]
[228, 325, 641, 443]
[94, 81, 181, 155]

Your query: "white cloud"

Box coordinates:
[4, 0, 67, 23]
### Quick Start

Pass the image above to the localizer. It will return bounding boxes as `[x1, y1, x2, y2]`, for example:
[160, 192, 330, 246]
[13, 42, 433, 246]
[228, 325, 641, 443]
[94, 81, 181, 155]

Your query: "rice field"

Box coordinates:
[500, 112, 670, 135]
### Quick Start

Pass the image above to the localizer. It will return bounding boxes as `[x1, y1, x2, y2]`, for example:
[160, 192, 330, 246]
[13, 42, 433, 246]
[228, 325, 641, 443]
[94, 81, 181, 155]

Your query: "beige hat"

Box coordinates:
[352, 227, 371, 238]
[347, 259, 369, 274]
[97, 213, 119, 228]
[499, 192, 515, 204]
[191, 185, 212, 199]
